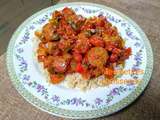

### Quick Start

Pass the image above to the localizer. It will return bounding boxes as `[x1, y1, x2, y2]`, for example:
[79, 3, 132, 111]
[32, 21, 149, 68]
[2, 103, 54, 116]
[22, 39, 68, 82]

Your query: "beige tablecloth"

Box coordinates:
[0, 0, 160, 120]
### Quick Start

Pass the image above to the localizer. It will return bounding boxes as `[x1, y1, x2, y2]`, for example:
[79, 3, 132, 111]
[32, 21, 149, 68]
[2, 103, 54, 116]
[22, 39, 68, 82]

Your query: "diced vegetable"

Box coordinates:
[50, 74, 64, 84]
[76, 63, 85, 73]
[35, 31, 42, 39]
[109, 54, 118, 63]
[52, 33, 60, 41]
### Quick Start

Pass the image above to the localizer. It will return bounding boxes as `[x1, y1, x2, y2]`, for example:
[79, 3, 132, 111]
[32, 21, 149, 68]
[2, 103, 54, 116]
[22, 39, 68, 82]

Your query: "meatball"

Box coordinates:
[74, 34, 90, 53]
[87, 47, 108, 67]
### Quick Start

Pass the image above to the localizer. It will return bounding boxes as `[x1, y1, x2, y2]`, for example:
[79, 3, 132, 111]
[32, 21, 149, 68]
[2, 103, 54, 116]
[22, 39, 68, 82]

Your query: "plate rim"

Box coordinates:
[6, 2, 153, 119]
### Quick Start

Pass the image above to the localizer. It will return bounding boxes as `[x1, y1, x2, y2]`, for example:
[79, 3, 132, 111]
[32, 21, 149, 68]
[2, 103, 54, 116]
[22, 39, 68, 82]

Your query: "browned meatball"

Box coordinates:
[87, 47, 108, 67]
[74, 34, 90, 53]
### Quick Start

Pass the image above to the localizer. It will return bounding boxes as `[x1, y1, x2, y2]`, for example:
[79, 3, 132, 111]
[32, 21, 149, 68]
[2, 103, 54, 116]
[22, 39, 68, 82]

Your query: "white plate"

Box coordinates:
[6, 2, 153, 119]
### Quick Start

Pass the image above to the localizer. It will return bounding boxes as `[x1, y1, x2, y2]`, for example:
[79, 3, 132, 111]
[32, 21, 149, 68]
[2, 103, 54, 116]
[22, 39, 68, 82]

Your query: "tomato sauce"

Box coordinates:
[35, 7, 131, 84]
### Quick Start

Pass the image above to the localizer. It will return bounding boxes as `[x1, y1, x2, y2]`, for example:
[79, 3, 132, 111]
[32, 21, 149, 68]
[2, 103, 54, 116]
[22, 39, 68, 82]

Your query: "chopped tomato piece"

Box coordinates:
[50, 74, 64, 84]
[76, 63, 85, 73]
[112, 48, 121, 55]
[125, 47, 132, 56]
[120, 48, 132, 60]
[109, 54, 118, 63]
[62, 7, 75, 16]
[96, 16, 105, 27]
